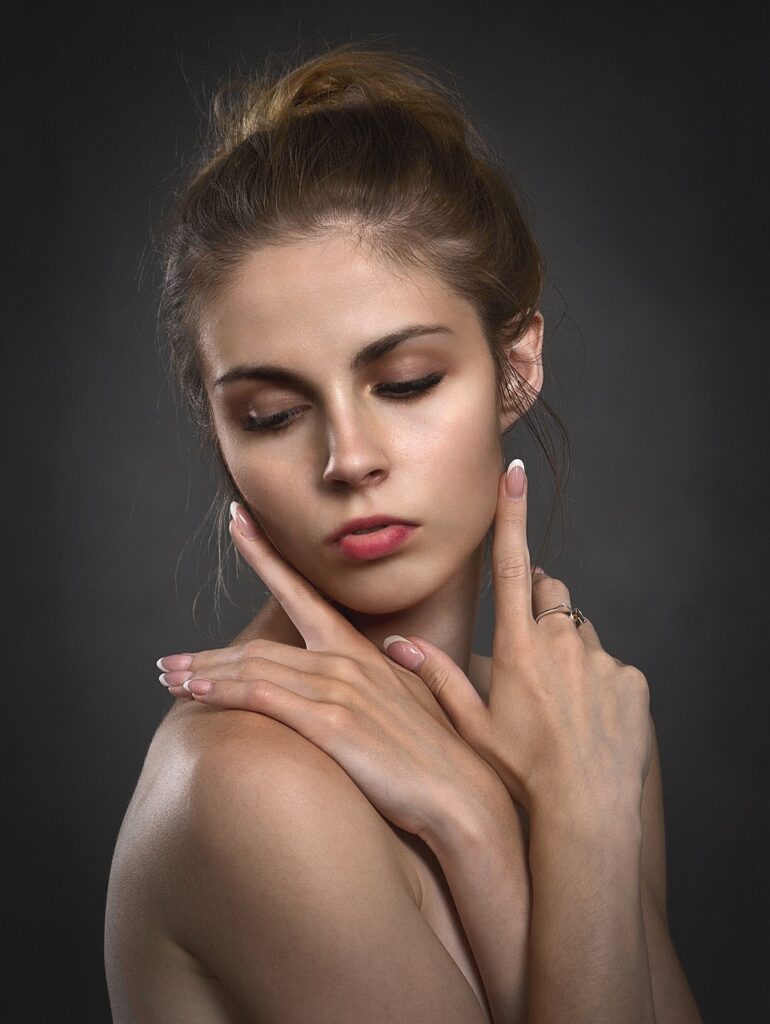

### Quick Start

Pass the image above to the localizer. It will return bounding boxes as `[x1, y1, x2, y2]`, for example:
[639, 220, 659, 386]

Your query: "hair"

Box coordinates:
[155, 39, 573, 627]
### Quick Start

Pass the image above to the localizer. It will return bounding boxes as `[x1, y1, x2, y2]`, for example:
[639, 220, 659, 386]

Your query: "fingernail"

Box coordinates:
[505, 458, 526, 499]
[156, 655, 193, 672]
[383, 635, 425, 670]
[230, 501, 259, 539]
[532, 565, 546, 576]
[183, 678, 213, 695]
[160, 671, 193, 687]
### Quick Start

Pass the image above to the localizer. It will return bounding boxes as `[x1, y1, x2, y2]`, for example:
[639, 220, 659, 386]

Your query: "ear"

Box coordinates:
[497, 309, 544, 433]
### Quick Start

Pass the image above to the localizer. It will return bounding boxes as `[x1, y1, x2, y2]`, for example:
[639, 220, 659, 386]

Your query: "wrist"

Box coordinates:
[529, 786, 644, 851]
[419, 770, 520, 861]
[529, 774, 643, 827]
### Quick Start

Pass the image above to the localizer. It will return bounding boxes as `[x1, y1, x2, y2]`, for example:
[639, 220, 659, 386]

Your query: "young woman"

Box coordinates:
[105, 43, 703, 1023]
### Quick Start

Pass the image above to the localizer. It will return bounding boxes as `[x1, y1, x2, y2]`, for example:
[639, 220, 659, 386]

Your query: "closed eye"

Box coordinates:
[242, 372, 445, 434]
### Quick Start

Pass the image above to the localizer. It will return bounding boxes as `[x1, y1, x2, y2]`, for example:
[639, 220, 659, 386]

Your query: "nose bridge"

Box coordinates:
[321, 386, 387, 486]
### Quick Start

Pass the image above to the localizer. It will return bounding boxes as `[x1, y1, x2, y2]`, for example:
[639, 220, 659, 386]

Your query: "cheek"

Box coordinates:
[419, 385, 502, 511]
[219, 439, 303, 538]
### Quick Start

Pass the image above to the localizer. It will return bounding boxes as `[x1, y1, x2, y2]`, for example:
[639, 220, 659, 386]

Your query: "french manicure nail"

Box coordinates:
[383, 635, 425, 670]
[183, 679, 213, 695]
[160, 671, 193, 687]
[156, 655, 193, 672]
[505, 458, 526, 499]
[230, 501, 259, 539]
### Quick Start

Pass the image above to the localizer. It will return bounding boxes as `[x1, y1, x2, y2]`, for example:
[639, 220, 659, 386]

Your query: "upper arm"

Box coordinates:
[641, 715, 703, 1023]
[180, 717, 488, 1024]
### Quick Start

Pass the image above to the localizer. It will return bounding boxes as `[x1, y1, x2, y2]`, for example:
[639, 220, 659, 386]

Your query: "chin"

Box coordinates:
[302, 550, 463, 618]
[326, 590, 425, 618]
[314, 573, 427, 617]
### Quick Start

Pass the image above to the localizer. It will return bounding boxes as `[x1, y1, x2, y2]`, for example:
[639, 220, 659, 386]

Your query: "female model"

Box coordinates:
[105, 43, 703, 1023]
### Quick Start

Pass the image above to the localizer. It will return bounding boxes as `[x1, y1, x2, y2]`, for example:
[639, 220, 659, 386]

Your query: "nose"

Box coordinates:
[321, 398, 389, 489]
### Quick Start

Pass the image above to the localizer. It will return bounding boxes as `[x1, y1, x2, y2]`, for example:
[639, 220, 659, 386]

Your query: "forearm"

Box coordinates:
[527, 792, 655, 1024]
[425, 787, 532, 1024]
[427, 788, 656, 1024]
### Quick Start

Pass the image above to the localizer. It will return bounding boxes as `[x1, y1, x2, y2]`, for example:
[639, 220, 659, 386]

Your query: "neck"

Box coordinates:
[233, 540, 487, 680]
[330, 539, 486, 678]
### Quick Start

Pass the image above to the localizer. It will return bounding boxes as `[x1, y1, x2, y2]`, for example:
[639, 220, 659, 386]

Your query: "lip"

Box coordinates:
[333, 523, 419, 561]
[327, 515, 419, 545]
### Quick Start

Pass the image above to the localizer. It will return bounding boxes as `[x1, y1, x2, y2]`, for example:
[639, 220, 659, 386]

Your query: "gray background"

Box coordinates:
[9, 2, 768, 1020]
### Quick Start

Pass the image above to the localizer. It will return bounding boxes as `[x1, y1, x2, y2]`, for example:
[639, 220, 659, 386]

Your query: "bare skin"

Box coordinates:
[105, 603, 504, 1023]
[106, 230, 702, 1022]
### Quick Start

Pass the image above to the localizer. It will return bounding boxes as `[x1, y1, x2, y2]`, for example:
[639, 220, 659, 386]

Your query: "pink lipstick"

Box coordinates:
[327, 515, 419, 562]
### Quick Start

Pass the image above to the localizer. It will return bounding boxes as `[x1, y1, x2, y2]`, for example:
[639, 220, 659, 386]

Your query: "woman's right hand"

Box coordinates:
[383, 458, 654, 819]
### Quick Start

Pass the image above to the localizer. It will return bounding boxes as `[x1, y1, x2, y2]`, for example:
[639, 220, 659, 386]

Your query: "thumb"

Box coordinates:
[382, 634, 489, 744]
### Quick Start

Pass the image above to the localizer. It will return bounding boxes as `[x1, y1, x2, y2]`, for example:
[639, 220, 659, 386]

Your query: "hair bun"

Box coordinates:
[207, 43, 476, 162]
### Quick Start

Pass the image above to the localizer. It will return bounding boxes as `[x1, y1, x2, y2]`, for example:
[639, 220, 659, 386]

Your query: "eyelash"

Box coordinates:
[242, 372, 445, 434]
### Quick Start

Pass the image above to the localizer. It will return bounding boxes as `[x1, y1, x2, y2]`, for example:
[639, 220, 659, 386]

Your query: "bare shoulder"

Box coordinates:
[179, 699, 418, 890]
[108, 701, 488, 1024]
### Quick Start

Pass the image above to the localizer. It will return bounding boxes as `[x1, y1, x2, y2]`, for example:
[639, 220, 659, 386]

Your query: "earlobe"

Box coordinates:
[498, 310, 544, 432]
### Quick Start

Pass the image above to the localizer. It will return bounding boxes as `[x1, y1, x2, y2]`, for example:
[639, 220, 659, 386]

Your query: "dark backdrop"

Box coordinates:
[9, 2, 768, 1020]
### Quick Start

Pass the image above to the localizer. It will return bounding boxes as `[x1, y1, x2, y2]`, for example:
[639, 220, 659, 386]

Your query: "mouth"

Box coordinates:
[327, 515, 420, 562]
[327, 515, 418, 544]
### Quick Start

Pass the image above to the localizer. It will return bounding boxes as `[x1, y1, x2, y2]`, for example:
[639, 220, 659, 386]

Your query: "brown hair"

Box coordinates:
[156, 40, 572, 625]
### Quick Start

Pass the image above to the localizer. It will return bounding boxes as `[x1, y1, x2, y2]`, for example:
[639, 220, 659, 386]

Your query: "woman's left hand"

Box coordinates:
[156, 503, 506, 842]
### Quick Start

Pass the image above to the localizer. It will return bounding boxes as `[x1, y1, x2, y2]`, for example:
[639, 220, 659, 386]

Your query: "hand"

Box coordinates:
[156, 503, 508, 842]
[384, 460, 654, 817]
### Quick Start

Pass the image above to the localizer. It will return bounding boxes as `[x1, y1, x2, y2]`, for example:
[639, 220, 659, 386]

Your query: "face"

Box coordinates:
[198, 230, 507, 615]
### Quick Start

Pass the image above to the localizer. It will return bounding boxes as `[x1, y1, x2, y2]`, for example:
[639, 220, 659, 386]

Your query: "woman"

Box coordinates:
[105, 43, 703, 1023]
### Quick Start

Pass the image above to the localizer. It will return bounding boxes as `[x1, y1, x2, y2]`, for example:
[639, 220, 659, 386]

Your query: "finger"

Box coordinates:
[531, 571, 606, 653]
[159, 647, 354, 703]
[184, 660, 335, 703]
[491, 458, 535, 640]
[183, 675, 337, 748]
[165, 687, 193, 699]
[161, 639, 343, 677]
[530, 573, 574, 630]
[228, 503, 369, 654]
[572, 617, 605, 651]
[382, 634, 489, 747]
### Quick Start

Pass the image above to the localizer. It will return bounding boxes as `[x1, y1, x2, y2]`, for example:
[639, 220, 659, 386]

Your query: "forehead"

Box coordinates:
[197, 231, 478, 376]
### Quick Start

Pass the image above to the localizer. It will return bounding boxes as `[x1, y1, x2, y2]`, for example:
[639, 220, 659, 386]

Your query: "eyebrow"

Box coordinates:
[212, 323, 453, 389]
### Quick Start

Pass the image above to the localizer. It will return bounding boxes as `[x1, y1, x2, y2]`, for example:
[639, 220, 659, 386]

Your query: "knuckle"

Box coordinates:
[622, 667, 647, 692]
[244, 639, 270, 658]
[621, 664, 647, 685]
[239, 656, 268, 680]
[323, 678, 352, 705]
[621, 665, 650, 700]
[590, 646, 618, 668]
[322, 703, 354, 732]
[245, 678, 272, 710]
[424, 664, 452, 700]
[327, 654, 359, 681]
[495, 554, 530, 580]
